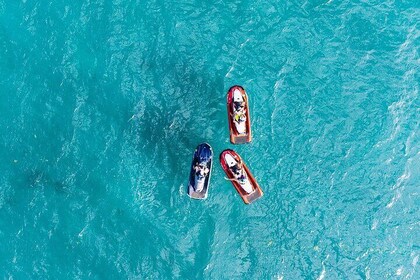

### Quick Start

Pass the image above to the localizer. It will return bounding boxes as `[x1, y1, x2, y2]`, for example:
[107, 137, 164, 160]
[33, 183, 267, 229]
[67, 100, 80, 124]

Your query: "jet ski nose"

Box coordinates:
[233, 89, 243, 102]
[224, 154, 237, 167]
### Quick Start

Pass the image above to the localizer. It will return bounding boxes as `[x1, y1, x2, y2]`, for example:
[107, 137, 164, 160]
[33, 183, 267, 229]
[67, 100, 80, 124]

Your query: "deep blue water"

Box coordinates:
[0, 0, 419, 279]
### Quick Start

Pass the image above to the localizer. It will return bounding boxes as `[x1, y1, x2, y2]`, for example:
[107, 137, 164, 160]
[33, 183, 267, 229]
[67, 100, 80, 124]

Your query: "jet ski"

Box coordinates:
[219, 149, 263, 204]
[188, 143, 213, 199]
[226, 85, 252, 144]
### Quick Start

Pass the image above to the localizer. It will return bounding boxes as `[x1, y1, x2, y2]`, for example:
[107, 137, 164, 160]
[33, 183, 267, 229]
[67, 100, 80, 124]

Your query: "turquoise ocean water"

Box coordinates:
[0, 0, 419, 279]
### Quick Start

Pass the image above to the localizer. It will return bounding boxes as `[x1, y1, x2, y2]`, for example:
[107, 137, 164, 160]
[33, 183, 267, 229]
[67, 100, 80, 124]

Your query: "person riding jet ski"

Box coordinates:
[193, 161, 209, 192]
[194, 162, 209, 177]
[233, 101, 246, 123]
[224, 153, 253, 194]
[226, 86, 253, 144]
[231, 89, 247, 134]
[234, 100, 246, 111]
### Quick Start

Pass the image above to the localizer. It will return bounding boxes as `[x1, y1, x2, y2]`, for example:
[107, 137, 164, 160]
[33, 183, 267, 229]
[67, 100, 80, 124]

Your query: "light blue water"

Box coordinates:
[0, 0, 419, 279]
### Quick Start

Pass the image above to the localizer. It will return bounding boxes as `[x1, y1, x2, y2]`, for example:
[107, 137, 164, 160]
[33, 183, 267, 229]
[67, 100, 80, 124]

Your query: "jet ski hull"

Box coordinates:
[226, 85, 252, 144]
[188, 143, 213, 199]
[219, 149, 263, 204]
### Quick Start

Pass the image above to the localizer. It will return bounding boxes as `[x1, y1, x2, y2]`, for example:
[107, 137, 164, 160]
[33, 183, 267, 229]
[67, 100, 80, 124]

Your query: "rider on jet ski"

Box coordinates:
[194, 162, 209, 177]
[233, 101, 246, 123]
[234, 100, 245, 111]
[230, 160, 247, 183]
[223, 151, 254, 194]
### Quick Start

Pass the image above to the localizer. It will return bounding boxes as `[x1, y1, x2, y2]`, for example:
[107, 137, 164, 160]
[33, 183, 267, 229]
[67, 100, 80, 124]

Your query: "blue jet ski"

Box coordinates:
[188, 143, 213, 199]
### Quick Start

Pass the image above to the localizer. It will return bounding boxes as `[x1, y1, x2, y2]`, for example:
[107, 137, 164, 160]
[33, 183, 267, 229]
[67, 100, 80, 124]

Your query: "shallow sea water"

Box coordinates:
[0, 0, 419, 279]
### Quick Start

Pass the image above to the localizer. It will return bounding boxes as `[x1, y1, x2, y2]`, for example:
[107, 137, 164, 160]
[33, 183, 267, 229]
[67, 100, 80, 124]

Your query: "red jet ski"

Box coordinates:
[226, 85, 252, 144]
[219, 149, 263, 204]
